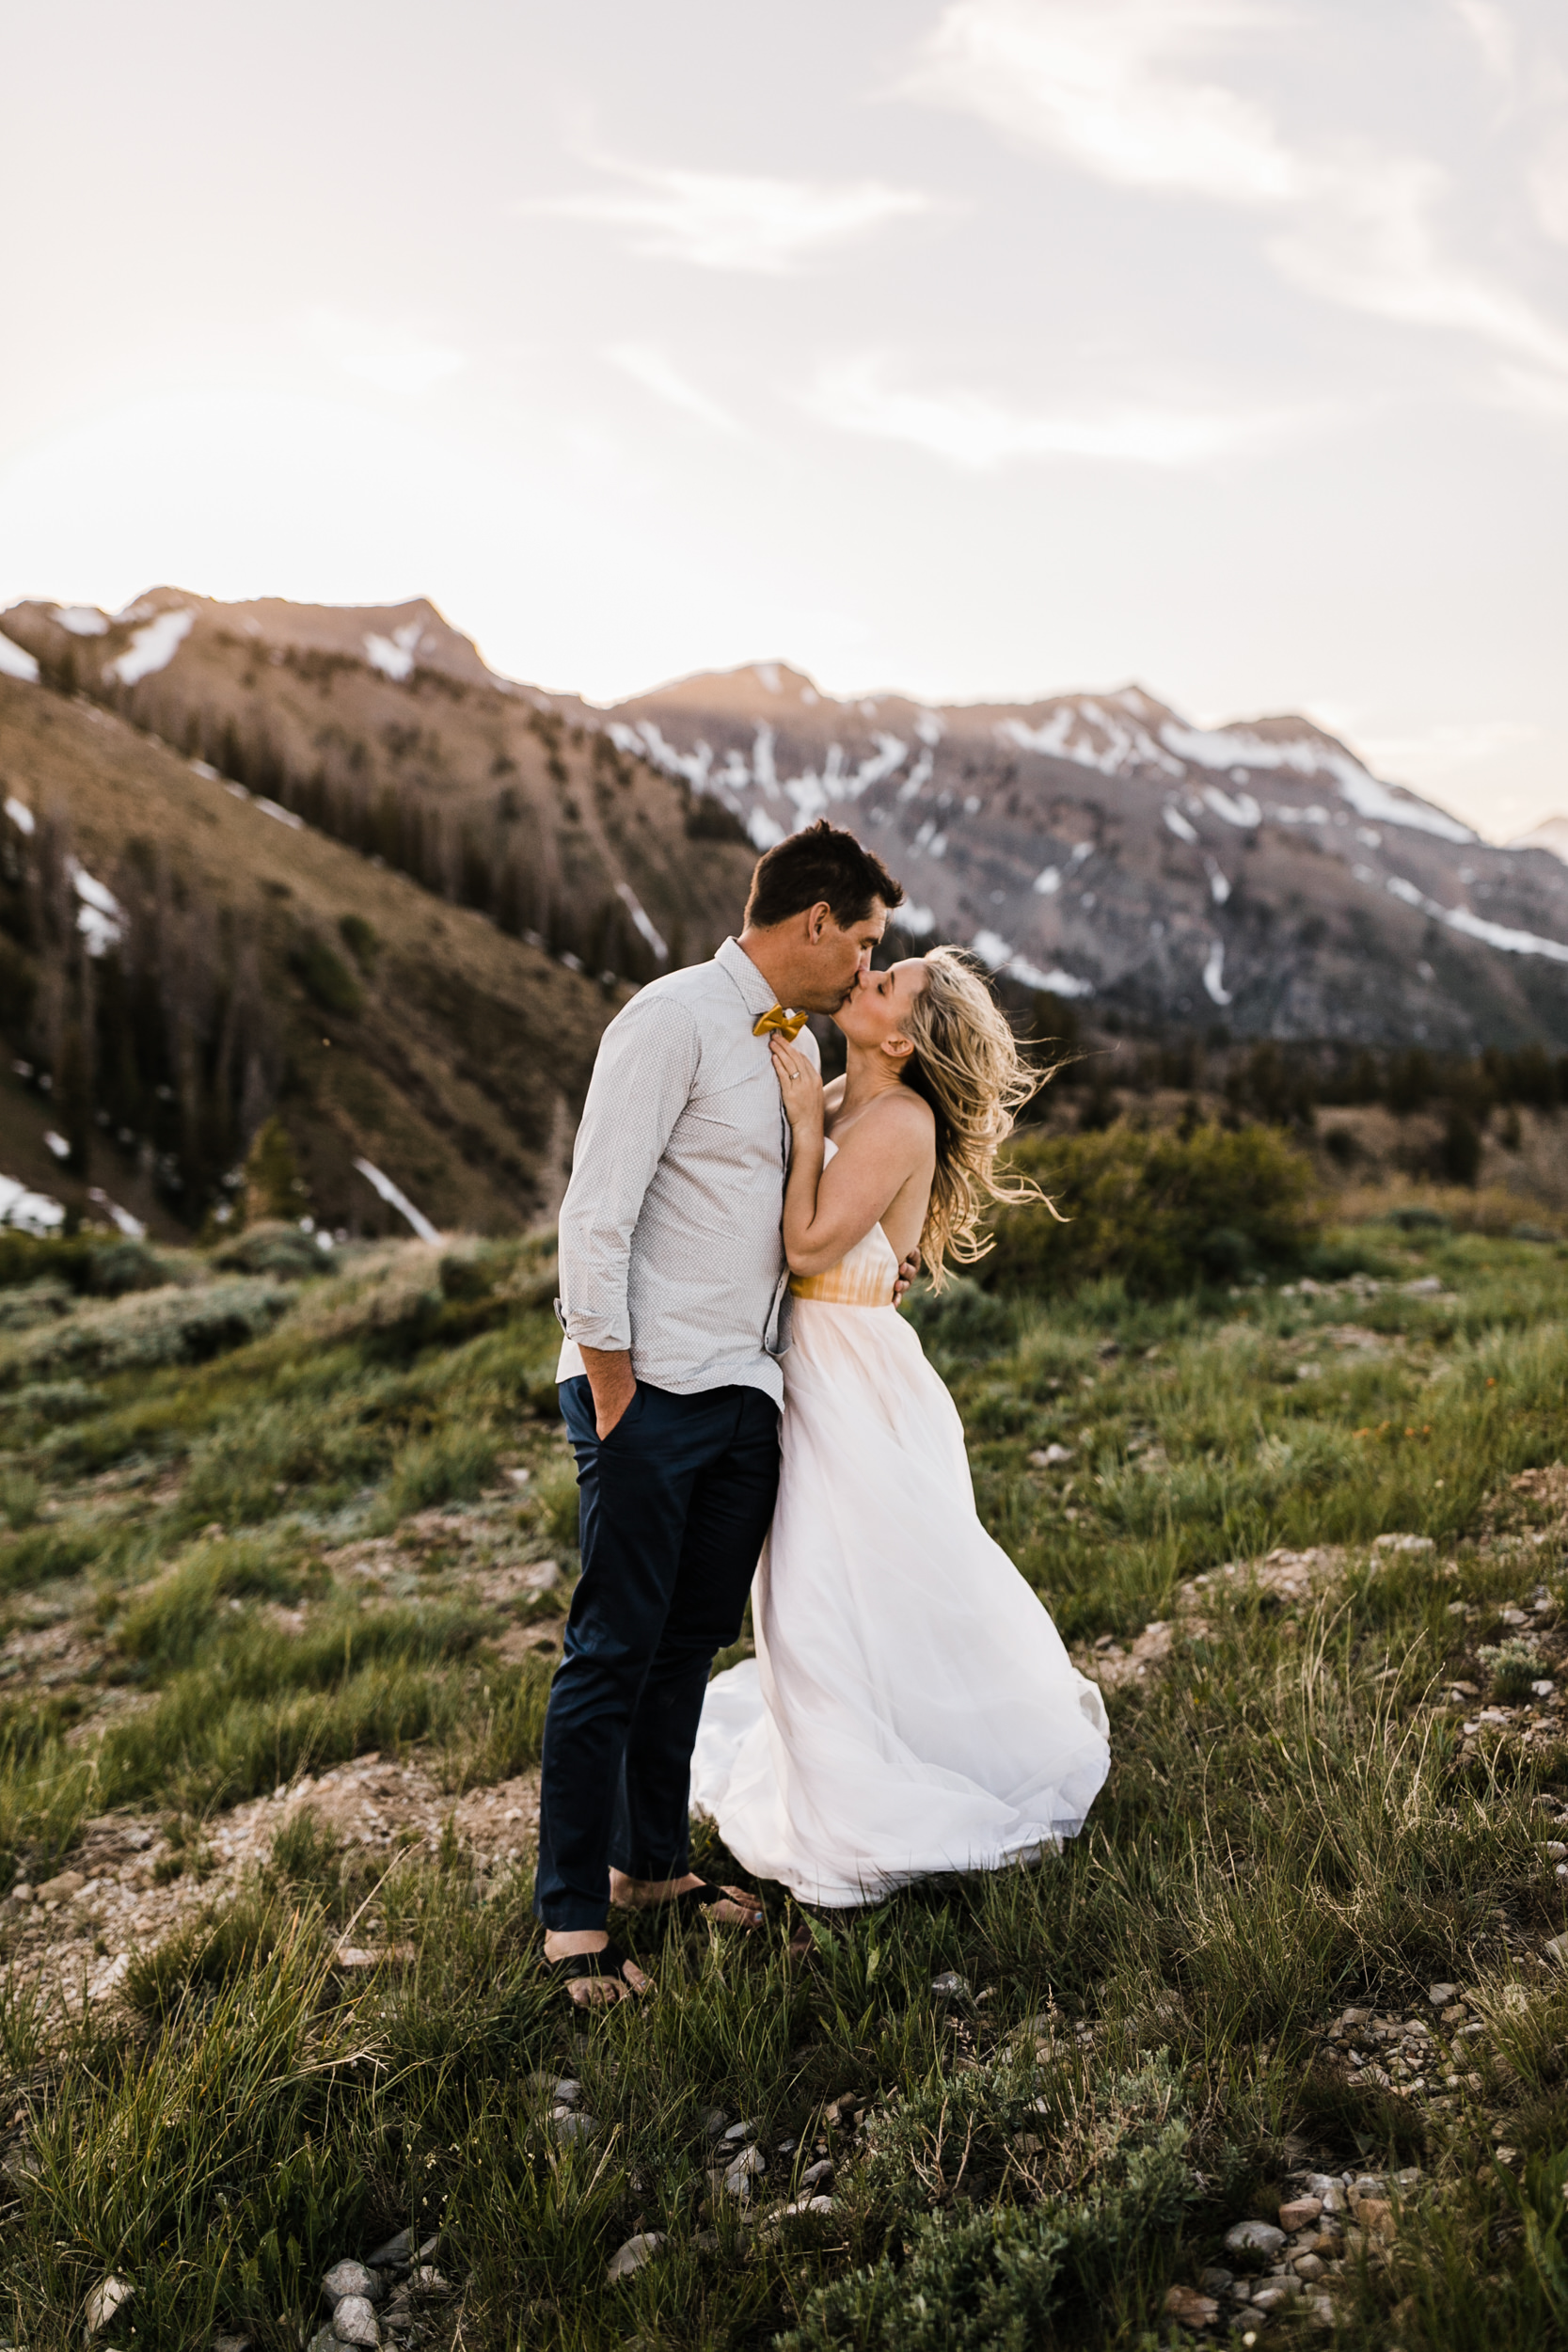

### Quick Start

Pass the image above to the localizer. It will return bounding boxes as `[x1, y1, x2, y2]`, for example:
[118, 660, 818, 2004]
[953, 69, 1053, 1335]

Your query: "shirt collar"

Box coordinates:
[716, 935, 782, 1022]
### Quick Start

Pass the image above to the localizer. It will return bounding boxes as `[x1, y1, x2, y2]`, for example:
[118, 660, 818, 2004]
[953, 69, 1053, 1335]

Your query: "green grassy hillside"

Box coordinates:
[2, 1200, 1568, 2346]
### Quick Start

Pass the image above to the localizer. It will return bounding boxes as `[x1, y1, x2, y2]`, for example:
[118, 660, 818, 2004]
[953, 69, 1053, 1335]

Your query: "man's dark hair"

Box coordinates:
[744, 819, 904, 930]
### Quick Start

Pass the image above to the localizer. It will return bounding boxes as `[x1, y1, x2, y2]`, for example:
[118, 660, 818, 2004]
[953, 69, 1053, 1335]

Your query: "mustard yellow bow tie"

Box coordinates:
[752, 1004, 809, 1041]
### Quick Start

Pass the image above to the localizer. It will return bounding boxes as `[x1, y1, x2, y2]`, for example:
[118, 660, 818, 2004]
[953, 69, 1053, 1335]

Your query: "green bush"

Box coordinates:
[337, 913, 381, 972]
[212, 1220, 327, 1280]
[0, 1277, 293, 1388]
[289, 934, 362, 1018]
[981, 1122, 1317, 1299]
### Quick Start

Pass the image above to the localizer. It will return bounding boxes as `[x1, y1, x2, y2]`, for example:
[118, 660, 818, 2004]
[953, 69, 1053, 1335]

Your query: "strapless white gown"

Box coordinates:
[689, 1143, 1111, 1907]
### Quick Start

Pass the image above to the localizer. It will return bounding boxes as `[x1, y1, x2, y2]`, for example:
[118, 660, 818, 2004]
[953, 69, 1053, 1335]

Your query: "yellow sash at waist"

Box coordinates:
[789, 1258, 896, 1308]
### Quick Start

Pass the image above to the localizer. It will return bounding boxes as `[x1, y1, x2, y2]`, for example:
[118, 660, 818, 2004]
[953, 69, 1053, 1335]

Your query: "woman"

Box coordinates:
[689, 947, 1110, 1907]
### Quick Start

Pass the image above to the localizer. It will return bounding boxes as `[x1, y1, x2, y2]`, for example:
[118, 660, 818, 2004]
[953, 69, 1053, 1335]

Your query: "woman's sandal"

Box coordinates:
[546, 1939, 648, 2004]
[659, 1878, 763, 1928]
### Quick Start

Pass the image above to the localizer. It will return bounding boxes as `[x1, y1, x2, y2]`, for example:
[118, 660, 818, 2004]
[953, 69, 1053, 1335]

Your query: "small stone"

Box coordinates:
[85, 2277, 135, 2334]
[409, 2267, 450, 2297]
[1340, 2006, 1371, 2026]
[1278, 2197, 1323, 2233]
[607, 2233, 666, 2282]
[1294, 2254, 1326, 2281]
[1251, 2279, 1303, 2312]
[693, 2229, 721, 2253]
[1225, 2220, 1286, 2258]
[1428, 1982, 1459, 2006]
[1197, 2267, 1233, 2294]
[332, 2298, 380, 2346]
[38, 1869, 86, 1905]
[929, 1971, 968, 1998]
[1164, 2285, 1220, 2329]
[365, 2229, 412, 2269]
[1546, 1934, 1568, 1966]
[551, 2078, 582, 2107]
[8, 1883, 32, 1904]
[722, 2118, 757, 2142]
[799, 2158, 834, 2189]
[724, 2144, 767, 2197]
[1030, 1444, 1074, 1468]
[1354, 2197, 1395, 2241]
[324, 2261, 381, 2306]
[700, 2106, 728, 2139]
[550, 2110, 597, 2144]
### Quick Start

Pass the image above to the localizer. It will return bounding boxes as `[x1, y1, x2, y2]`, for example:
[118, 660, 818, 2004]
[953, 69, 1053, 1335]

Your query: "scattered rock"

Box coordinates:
[721, 2118, 757, 2142]
[799, 2158, 834, 2190]
[331, 2297, 380, 2346]
[324, 2260, 381, 2306]
[1251, 2278, 1303, 2312]
[1164, 2285, 1220, 2329]
[1354, 2197, 1396, 2241]
[1224, 2220, 1286, 2258]
[723, 2144, 768, 2197]
[409, 2267, 450, 2298]
[1029, 1444, 1074, 1468]
[84, 2277, 135, 2334]
[1373, 1532, 1434, 1551]
[365, 2229, 414, 2268]
[1545, 1934, 1568, 1966]
[607, 2233, 666, 2283]
[1197, 2267, 1233, 2294]
[700, 2106, 728, 2138]
[930, 1971, 968, 1998]
[38, 1869, 86, 1906]
[1428, 1982, 1459, 2005]
[551, 2110, 597, 2144]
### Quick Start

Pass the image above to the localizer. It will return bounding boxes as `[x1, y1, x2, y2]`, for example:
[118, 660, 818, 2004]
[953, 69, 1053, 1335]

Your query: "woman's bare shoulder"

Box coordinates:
[855, 1087, 936, 1152]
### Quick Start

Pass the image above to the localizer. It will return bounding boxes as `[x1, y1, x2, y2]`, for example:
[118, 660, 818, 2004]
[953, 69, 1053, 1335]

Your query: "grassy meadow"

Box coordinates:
[2, 1171, 1568, 2348]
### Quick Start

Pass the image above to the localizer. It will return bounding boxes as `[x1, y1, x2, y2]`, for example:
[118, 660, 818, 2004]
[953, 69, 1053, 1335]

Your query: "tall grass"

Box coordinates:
[0, 1221, 1565, 2345]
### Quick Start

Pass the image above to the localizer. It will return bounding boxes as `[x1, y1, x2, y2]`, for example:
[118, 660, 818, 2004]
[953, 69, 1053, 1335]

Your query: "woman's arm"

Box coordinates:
[770, 1040, 933, 1276]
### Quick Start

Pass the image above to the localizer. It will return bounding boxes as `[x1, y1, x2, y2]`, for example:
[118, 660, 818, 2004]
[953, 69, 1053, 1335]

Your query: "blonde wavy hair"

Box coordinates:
[896, 946, 1058, 1288]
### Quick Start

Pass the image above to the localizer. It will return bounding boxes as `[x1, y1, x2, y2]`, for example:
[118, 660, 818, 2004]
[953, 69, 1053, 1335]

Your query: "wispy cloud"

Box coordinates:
[1269, 155, 1568, 374]
[606, 344, 749, 437]
[906, 0, 1568, 381]
[533, 158, 933, 274]
[905, 0, 1300, 203]
[805, 356, 1302, 468]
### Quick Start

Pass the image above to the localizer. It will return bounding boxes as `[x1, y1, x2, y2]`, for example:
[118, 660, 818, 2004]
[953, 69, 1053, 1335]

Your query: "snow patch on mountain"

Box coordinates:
[972, 930, 1093, 997]
[1202, 941, 1233, 1005]
[363, 620, 427, 682]
[0, 632, 40, 683]
[1386, 875, 1568, 964]
[105, 608, 193, 685]
[54, 605, 109, 636]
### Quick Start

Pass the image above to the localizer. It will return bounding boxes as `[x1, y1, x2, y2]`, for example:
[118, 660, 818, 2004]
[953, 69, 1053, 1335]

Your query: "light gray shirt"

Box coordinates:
[554, 936, 819, 1406]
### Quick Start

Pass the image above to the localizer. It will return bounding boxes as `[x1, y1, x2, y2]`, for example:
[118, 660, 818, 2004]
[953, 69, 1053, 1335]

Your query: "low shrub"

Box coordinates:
[0, 1277, 293, 1388]
[212, 1221, 329, 1281]
[982, 1122, 1317, 1299]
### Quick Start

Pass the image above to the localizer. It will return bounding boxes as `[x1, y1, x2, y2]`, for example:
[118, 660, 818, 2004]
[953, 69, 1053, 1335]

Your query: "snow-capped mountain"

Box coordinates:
[595, 664, 1568, 1046]
[4, 587, 1566, 1047]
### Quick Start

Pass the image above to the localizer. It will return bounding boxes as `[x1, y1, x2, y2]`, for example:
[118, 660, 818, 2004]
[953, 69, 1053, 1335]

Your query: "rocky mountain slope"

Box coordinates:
[0, 591, 756, 1236]
[595, 664, 1568, 1048]
[5, 584, 1566, 1240]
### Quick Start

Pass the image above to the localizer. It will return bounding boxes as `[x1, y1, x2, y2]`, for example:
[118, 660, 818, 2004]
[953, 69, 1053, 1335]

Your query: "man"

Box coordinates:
[538, 818, 907, 2001]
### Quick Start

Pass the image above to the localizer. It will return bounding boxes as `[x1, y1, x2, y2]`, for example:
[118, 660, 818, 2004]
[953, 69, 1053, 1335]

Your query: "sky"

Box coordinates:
[2, 0, 1565, 839]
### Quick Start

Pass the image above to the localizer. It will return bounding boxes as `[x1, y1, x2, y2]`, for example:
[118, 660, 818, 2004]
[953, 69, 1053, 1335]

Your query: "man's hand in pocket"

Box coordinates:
[580, 1346, 638, 1438]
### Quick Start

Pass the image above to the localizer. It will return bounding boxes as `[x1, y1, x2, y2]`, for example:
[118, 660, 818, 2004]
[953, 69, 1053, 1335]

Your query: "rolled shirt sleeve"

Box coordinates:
[556, 997, 702, 1353]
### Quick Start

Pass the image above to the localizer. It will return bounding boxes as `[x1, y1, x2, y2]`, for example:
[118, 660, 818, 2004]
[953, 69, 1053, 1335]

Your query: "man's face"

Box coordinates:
[800, 898, 887, 1011]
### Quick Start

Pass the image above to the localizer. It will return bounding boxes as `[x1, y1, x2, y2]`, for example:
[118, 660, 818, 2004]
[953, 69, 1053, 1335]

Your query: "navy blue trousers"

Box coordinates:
[533, 1376, 781, 1930]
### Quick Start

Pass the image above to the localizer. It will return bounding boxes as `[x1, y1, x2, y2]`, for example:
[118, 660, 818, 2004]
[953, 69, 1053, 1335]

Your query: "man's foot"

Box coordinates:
[610, 1868, 763, 1928]
[543, 1927, 652, 2007]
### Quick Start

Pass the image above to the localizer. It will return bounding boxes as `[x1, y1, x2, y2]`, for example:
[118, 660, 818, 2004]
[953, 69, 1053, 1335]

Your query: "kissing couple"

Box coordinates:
[537, 819, 1110, 2002]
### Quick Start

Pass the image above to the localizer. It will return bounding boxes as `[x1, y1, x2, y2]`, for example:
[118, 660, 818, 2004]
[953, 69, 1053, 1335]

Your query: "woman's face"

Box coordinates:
[832, 957, 929, 1053]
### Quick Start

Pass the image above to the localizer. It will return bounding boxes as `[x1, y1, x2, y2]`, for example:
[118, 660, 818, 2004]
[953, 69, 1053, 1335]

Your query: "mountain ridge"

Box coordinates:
[4, 591, 1567, 1059]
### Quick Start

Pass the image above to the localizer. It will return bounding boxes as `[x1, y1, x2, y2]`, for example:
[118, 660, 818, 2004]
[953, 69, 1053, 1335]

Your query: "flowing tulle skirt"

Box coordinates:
[689, 1297, 1111, 1906]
